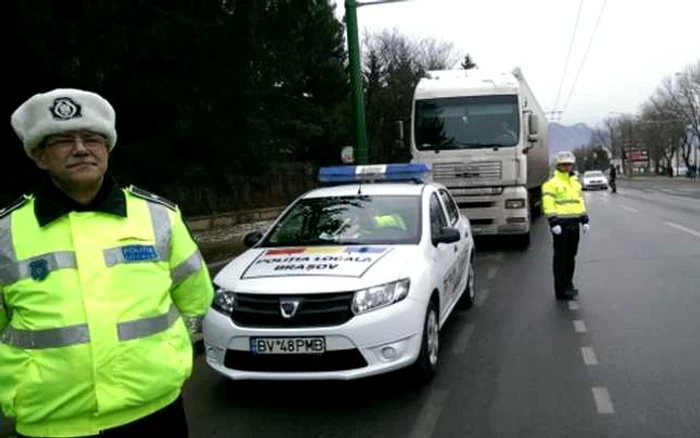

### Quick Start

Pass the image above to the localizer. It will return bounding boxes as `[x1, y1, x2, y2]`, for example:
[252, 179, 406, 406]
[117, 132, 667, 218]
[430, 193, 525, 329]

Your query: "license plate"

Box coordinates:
[250, 337, 326, 355]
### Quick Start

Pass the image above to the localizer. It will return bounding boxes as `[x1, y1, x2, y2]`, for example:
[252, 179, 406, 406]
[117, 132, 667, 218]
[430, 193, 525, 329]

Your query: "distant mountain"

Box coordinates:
[547, 122, 594, 157]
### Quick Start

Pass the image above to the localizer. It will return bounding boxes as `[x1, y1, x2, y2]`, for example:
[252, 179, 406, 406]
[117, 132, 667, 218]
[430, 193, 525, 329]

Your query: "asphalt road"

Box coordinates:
[3, 187, 699, 437]
[617, 176, 700, 200]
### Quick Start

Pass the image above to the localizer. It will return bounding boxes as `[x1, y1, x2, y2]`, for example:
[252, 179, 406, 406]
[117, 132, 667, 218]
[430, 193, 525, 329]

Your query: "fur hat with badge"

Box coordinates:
[11, 88, 117, 156]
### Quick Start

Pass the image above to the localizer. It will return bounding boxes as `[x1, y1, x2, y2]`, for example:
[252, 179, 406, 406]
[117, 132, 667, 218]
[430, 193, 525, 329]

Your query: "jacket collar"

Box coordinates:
[554, 169, 575, 182]
[33, 174, 127, 227]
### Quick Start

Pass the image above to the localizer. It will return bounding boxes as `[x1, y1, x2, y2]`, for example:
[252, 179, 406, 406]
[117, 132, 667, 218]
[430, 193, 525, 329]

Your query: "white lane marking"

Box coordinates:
[581, 347, 599, 365]
[568, 301, 581, 310]
[592, 387, 615, 414]
[487, 267, 499, 280]
[451, 323, 475, 355]
[408, 389, 449, 438]
[665, 222, 700, 238]
[622, 205, 639, 213]
[474, 288, 491, 307]
[573, 320, 587, 333]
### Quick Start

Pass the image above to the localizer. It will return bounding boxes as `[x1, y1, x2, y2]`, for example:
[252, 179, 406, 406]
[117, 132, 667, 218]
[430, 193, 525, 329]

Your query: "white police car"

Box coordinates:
[202, 163, 476, 382]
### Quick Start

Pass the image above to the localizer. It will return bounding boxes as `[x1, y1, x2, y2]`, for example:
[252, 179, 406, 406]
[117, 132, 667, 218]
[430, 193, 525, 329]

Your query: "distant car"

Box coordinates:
[203, 163, 476, 383]
[581, 170, 608, 190]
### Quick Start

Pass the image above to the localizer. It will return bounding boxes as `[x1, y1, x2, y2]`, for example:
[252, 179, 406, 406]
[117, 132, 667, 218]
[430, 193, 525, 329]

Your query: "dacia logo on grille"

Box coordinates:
[280, 299, 301, 319]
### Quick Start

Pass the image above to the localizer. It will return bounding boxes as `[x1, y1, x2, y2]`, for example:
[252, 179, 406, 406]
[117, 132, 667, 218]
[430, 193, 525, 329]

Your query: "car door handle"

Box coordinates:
[453, 246, 458, 253]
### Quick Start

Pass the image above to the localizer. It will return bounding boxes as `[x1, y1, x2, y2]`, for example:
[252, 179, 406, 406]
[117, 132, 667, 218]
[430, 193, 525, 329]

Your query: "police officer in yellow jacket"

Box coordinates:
[542, 151, 590, 300]
[1, 89, 214, 437]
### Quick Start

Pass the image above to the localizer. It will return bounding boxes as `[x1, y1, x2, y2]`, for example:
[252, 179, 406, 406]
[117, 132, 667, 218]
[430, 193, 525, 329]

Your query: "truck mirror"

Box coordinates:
[528, 113, 539, 136]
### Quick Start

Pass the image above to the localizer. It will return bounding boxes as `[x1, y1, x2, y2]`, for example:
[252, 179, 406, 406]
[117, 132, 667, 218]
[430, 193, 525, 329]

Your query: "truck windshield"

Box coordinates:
[261, 195, 422, 247]
[414, 95, 519, 150]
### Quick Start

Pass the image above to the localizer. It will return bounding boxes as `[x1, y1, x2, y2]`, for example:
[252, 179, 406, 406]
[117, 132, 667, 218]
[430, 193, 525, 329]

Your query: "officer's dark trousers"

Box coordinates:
[553, 226, 580, 296]
[18, 395, 188, 438]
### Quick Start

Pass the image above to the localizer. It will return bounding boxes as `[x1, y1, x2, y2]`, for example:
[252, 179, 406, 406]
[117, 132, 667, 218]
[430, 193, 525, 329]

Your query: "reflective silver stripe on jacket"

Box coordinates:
[183, 315, 204, 334]
[1, 215, 79, 285]
[0, 215, 17, 286]
[554, 199, 581, 205]
[149, 202, 172, 262]
[172, 249, 204, 285]
[117, 304, 180, 342]
[1, 323, 90, 349]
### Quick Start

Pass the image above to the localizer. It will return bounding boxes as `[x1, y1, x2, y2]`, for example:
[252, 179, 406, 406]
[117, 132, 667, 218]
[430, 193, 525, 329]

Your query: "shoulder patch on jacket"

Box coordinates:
[127, 185, 178, 211]
[0, 195, 30, 219]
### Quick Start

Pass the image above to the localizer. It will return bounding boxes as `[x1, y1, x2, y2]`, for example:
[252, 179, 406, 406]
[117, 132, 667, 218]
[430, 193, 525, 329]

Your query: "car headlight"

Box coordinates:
[505, 199, 526, 209]
[352, 278, 410, 315]
[212, 285, 236, 315]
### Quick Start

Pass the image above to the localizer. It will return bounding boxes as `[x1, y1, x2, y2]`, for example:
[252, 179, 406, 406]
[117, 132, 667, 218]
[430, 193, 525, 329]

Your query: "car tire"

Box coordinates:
[411, 299, 439, 383]
[457, 258, 476, 309]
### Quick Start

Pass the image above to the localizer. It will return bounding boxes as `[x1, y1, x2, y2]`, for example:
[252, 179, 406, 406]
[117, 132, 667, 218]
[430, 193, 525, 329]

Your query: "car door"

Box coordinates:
[429, 192, 460, 316]
[438, 188, 472, 302]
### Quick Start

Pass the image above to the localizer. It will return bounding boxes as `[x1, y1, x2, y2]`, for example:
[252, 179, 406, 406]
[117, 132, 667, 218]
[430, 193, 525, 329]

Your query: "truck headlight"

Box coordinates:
[505, 199, 526, 209]
[352, 279, 410, 315]
[212, 285, 236, 315]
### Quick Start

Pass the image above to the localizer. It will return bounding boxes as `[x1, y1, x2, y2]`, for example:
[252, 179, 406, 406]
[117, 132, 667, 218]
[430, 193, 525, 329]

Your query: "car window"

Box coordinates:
[429, 193, 448, 237]
[262, 195, 422, 246]
[438, 189, 460, 225]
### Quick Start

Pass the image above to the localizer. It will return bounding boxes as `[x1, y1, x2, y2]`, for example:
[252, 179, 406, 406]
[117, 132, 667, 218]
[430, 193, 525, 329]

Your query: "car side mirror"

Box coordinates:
[243, 231, 263, 248]
[432, 226, 461, 246]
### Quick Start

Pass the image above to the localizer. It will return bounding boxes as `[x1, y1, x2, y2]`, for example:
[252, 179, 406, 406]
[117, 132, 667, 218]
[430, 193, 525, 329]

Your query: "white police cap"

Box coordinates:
[11, 88, 117, 156]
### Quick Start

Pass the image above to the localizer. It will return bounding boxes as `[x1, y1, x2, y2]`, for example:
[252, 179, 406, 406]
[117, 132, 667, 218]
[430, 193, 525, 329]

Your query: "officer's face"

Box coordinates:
[32, 130, 110, 187]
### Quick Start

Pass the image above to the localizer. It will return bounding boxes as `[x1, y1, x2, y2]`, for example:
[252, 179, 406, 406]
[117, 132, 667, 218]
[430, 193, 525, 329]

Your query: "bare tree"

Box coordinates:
[641, 93, 686, 176]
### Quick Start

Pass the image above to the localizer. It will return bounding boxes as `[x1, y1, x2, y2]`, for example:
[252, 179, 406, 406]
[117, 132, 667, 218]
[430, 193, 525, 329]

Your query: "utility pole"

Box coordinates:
[345, 0, 369, 164]
[345, 0, 410, 165]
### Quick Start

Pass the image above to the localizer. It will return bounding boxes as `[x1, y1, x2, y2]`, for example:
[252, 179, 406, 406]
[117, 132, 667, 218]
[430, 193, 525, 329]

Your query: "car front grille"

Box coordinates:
[231, 292, 356, 328]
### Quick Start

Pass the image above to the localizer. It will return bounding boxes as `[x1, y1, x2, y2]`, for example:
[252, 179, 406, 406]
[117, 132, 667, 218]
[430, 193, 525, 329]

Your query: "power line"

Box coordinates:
[552, 0, 583, 115]
[561, 0, 608, 115]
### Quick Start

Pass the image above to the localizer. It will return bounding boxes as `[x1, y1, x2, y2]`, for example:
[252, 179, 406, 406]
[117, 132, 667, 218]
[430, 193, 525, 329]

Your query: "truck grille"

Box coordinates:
[231, 292, 355, 328]
[433, 161, 503, 184]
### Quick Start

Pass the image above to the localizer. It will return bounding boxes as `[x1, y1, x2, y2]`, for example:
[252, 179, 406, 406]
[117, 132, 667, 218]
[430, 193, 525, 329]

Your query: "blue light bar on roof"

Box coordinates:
[318, 163, 432, 184]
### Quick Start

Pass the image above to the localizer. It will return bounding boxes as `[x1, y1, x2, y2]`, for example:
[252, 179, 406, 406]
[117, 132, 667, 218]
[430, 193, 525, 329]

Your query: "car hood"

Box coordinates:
[213, 245, 422, 294]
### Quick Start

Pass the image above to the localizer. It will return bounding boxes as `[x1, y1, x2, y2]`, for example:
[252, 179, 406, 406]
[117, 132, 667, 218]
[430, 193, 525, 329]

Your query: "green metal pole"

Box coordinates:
[345, 0, 369, 164]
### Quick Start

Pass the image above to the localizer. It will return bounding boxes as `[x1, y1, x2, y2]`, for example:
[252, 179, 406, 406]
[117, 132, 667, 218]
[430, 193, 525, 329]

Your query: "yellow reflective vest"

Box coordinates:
[542, 170, 590, 227]
[0, 184, 214, 437]
[373, 214, 407, 230]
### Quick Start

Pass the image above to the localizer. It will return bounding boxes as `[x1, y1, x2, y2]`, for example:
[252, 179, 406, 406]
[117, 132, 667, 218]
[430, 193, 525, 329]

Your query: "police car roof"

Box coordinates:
[302, 183, 428, 199]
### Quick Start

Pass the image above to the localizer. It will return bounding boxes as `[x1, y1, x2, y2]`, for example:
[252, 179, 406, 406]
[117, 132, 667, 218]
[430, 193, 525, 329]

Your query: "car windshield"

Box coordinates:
[261, 195, 422, 247]
[585, 171, 604, 177]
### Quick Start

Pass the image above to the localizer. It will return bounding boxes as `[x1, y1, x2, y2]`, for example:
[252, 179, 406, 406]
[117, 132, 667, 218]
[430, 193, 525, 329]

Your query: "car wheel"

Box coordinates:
[457, 258, 476, 309]
[411, 299, 439, 383]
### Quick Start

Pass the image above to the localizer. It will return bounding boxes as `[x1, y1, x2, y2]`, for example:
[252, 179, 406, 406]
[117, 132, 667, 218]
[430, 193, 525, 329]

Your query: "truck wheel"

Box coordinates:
[515, 232, 530, 249]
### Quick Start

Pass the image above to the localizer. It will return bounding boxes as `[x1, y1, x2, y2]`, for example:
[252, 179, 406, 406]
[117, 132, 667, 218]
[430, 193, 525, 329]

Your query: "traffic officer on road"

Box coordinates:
[542, 151, 590, 300]
[1, 88, 214, 437]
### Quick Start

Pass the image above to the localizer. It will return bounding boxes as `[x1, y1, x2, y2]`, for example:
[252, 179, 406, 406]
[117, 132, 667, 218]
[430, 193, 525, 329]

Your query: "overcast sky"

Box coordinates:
[331, 0, 699, 128]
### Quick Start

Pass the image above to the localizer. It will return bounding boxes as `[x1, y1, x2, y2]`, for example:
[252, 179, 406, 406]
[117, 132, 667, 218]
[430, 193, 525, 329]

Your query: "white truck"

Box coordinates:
[409, 67, 549, 247]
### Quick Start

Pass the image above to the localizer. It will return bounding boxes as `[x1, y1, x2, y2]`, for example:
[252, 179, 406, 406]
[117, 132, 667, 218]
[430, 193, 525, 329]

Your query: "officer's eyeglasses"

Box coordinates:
[44, 134, 107, 151]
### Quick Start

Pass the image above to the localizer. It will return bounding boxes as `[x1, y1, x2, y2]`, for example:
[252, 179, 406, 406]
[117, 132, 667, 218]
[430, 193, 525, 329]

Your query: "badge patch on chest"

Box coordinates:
[29, 258, 50, 281]
[121, 245, 159, 262]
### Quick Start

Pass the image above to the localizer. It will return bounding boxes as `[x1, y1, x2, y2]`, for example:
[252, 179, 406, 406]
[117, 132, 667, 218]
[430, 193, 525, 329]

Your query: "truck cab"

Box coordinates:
[409, 68, 549, 247]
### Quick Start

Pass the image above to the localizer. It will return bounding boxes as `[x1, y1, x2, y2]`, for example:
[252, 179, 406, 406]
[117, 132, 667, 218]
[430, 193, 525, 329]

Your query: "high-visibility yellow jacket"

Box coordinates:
[542, 170, 590, 228]
[373, 214, 407, 230]
[0, 183, 214, 437]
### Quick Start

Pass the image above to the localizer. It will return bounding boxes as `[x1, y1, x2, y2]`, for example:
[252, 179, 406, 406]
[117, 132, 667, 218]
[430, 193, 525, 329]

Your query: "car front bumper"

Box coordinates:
[202, 296, 426, 381]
